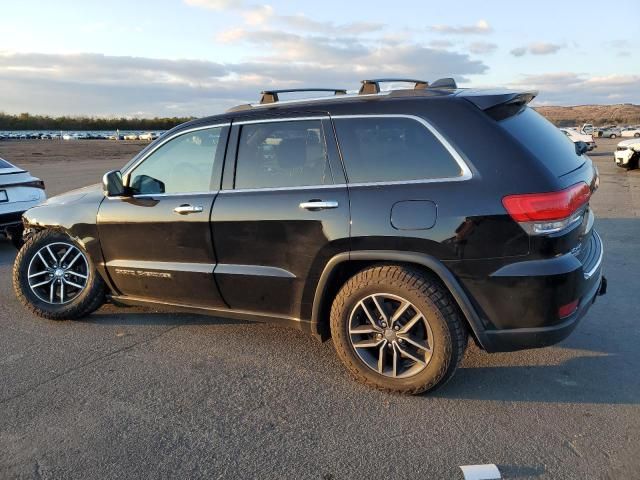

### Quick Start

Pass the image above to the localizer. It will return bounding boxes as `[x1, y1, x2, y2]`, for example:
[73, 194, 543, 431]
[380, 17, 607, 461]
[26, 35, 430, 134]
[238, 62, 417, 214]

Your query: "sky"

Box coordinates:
[0, 0, 638, 117]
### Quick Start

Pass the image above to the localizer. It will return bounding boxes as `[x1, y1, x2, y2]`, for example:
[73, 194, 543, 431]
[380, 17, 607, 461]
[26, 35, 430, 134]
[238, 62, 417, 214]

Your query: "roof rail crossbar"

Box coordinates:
[358, 78, 429, 95]
[259, 88, 347, 104]
[430, 77, 458, 89]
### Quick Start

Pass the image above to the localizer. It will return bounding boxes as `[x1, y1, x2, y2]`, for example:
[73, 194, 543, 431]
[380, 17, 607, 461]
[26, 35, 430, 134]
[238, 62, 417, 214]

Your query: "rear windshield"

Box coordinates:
[500, 107, 585, 176]
[0, 158, 13, 169]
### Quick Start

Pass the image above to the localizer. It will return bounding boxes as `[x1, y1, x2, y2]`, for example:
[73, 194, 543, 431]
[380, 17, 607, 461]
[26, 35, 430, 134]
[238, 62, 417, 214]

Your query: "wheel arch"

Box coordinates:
[311, 250, 489, 349]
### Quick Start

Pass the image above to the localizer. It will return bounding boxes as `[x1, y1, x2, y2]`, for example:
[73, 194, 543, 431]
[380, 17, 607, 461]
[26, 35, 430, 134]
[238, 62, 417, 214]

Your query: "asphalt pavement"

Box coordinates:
[0, 138, 638, 479]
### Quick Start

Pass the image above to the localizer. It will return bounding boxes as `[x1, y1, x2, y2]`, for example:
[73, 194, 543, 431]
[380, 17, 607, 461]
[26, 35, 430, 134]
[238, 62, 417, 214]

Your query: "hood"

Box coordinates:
[42, 183, 102, 206]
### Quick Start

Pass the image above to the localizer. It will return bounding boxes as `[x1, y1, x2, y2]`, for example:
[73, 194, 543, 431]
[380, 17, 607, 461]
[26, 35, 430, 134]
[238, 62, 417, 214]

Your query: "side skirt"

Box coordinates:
[108, 294, 313, 334]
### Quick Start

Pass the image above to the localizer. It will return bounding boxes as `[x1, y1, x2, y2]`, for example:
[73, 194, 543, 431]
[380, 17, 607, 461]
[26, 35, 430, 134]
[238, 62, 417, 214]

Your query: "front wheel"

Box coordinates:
[13, 230, 106, 319]
[610, 134, 617, 139]
[330, 265, 467, 394]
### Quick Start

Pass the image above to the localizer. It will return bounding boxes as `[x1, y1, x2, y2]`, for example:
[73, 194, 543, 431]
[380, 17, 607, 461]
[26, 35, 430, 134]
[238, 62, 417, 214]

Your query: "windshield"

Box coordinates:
[500, 107, 585, 176]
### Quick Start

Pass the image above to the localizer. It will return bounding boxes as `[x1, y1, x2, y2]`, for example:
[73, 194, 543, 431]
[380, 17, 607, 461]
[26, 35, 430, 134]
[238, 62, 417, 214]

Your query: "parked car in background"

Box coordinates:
[123, 133, 139, 140]
[560, 128, 596, 151]
[614, 139, 640, 170]
[12, 79, 606, 394]
[580, 123, 594, 135]
[0, 157, 46, 248]
[621, 127, 640, 138]
[138, 132, 154, 141]
[596, 126, 621, 138]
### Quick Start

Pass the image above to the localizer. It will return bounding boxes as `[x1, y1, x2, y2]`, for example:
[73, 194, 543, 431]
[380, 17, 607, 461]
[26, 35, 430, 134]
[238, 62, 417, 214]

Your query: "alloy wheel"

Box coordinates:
[348, 293, 433, 378]
[27, 242, 89, 305]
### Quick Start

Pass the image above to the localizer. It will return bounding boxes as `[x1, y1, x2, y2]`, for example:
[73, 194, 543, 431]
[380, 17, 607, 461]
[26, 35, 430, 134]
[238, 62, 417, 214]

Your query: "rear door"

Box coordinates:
[211, 116, 350, 320]
[97, 124, 230, 307]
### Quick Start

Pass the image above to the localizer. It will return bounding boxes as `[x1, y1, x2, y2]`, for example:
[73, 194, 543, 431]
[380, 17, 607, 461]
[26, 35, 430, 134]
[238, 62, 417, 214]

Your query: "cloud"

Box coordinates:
[511, 42, 564, 56]
[184, 0, 272, 25]
[0, 47, 487, 116]
[276, 14, 384, 35]
[429, 19, 491, 34]
[509, 72, 640, 105]
[468, 41, 497, 54]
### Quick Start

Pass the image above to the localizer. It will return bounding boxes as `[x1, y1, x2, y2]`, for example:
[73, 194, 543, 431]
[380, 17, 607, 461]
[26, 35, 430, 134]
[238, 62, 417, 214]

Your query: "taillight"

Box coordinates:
[23, 180, 45, 190]
[502, 182, 591, 234]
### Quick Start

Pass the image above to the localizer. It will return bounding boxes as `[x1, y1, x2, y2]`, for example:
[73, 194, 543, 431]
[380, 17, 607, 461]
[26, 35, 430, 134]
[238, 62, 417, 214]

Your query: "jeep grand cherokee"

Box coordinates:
[12, 78, 606, 394]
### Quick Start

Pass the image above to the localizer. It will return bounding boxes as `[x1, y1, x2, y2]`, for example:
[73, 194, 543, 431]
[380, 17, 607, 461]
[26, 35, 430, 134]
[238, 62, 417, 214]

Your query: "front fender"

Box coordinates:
[22, 185, 114, 291]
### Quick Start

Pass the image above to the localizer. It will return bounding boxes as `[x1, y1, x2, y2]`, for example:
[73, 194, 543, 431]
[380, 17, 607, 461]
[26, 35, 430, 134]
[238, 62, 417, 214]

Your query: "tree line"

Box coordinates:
[0, 112, 195, 131]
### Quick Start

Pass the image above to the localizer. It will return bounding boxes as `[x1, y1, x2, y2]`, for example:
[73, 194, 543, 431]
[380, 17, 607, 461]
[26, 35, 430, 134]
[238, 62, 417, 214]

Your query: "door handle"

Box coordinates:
[173, 204, 204, 215]
[299, 200, 339, 210]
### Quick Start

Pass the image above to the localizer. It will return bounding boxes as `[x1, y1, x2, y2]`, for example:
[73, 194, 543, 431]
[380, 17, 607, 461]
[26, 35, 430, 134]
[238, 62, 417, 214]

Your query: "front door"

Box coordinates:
[97, 124, 229, 307]
[211, 117, 350, 320]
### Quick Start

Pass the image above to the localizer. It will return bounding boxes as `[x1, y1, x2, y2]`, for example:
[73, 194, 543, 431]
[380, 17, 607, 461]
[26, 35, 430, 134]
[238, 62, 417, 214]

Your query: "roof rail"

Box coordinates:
[259, 88, 347, 104]
[430, 77, 457, 89]
[358, 78, 428, 95]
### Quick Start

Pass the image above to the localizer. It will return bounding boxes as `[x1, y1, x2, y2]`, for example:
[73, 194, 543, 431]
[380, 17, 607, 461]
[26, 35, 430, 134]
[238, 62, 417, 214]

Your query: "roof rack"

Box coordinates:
[259, 88, 347, 104]
[430, 77, 457, 89]
[358, 78, 428, 95]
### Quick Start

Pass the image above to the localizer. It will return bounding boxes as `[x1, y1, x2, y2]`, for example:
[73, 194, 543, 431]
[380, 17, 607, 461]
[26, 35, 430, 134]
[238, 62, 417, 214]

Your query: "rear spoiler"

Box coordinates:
[457, 89, 537, 120]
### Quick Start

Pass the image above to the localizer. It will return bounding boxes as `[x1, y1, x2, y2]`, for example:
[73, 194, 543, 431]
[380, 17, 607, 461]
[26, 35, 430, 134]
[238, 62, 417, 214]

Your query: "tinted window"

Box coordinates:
[500, 107, 585, 176]
[333, 117, 462, 183]
[0, 158, 13, 169]
[235, 120, 331, 189]
[129, 127, 222, 194]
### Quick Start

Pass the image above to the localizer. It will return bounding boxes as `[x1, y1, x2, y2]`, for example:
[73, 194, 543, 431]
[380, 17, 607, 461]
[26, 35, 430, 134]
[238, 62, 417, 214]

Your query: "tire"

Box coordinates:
[610, 134, 617, 139]
[12, 229, 106, 320]
[634, 133, 640, 138]
[330, 265, 467, 395]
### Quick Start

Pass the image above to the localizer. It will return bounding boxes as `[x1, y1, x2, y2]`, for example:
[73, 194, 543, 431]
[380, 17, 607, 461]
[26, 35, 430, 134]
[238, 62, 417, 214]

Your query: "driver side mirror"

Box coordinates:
[102, 170, 127, 197]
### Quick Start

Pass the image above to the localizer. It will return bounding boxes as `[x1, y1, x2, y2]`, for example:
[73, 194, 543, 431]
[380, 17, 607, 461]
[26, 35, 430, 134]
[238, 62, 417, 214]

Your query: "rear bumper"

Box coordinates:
[464, 230, 605, 353]
[481, 273, 606, 352]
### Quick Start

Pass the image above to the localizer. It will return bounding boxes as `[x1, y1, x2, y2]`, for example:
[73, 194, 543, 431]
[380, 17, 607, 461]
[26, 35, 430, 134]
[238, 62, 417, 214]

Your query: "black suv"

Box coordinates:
[12, 79, 606, 394]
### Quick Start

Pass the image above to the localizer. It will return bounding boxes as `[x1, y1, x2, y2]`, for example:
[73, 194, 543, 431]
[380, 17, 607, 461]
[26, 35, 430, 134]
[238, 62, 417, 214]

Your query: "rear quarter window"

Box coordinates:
[0, 158, 14, 169]
[333, 116, 463, 183]
[499, 107, 585, 177]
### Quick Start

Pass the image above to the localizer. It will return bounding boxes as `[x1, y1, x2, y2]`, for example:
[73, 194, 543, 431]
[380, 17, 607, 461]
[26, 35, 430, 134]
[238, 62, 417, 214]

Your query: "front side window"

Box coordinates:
[129, 127, 222, 194]
[333, 117, 462, 183]
[235, 120, 332, 189]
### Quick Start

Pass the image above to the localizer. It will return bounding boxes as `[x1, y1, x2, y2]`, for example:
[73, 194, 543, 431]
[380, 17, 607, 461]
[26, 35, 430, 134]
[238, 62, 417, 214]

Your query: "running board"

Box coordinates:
[108, 295, 314, 334]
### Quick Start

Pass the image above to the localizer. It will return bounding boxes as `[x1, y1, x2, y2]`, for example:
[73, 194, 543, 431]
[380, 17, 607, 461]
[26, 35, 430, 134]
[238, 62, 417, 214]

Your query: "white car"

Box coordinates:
[123, 133, 139, 140]
[0, 157, 47, 248]
[138, 132, 154, 141]
[621, 127, 640, 138]
[560, 128, 596, 151]
[614, 139, 640, 170]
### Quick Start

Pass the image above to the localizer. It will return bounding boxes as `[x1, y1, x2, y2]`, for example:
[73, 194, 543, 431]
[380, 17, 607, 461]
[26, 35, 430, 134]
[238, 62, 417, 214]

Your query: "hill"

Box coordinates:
[534, 104, 640, 127]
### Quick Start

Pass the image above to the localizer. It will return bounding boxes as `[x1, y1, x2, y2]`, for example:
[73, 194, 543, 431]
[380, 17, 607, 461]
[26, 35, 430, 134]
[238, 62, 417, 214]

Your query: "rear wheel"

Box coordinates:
[330, 265, 467, 394]
[610, 134, 617, 139]
[13, 230, 106, 319]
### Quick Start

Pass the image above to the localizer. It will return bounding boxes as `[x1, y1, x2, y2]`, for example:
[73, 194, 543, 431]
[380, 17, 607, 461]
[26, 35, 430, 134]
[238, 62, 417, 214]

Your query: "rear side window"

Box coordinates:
[333, 117, 462, 183]
[500, 107, 585, 177]
[235, 120, 332, 189]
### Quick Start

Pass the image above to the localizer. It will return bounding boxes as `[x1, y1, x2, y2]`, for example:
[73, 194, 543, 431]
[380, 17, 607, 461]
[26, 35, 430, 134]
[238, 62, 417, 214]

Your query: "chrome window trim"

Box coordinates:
[331, 114, 473, 182]
[131, 191, 218, 199]
[220, 184, 346, 194]
[122, 123, 230, 178]
[234, 116, 328, 125]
